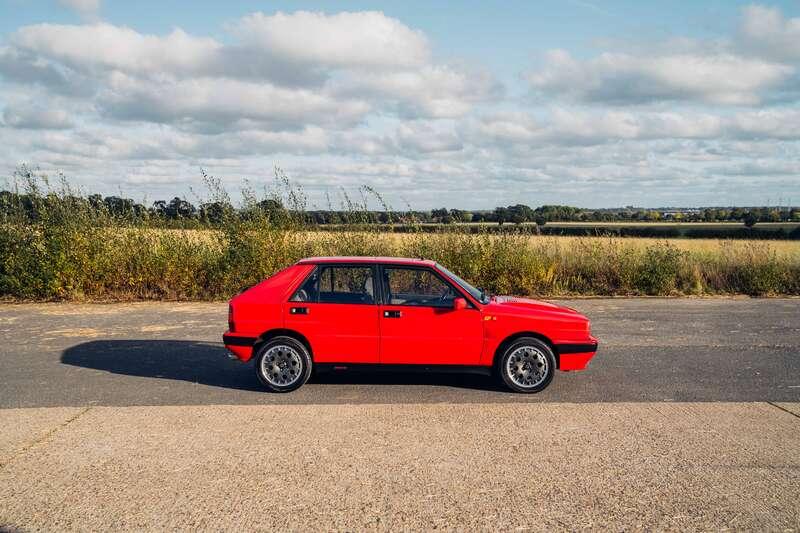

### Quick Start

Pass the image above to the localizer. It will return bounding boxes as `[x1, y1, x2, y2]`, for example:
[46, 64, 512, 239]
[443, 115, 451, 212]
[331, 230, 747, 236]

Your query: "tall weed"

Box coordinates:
[1, 168, 798, 300]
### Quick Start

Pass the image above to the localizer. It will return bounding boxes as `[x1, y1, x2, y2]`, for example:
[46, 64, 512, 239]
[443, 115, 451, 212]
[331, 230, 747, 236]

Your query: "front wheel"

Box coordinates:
[254, 336, 312, 392]
[497, 337, 555, 393]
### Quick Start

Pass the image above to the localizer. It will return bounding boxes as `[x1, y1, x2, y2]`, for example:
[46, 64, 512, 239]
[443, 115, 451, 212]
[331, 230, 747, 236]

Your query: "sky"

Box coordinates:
[0, 1, 799, 209]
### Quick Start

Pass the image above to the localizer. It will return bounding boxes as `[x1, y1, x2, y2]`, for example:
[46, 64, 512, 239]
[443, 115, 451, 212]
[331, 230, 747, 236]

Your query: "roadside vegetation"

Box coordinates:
[1, 166, 798, 301]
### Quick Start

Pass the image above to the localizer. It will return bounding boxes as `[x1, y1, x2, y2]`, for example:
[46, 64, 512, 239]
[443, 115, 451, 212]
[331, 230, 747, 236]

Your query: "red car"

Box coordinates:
[223, 257, 598, 393]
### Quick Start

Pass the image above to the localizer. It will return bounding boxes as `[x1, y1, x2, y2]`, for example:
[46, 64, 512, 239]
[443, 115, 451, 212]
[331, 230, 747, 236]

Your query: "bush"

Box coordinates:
[0, 169, 798, 300]
[634, 244, 685, 295]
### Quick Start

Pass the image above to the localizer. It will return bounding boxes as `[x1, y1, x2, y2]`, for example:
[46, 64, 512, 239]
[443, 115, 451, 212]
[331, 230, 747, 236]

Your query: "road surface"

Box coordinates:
[0, 299, 798, 407]
[1, 299, 798, 531]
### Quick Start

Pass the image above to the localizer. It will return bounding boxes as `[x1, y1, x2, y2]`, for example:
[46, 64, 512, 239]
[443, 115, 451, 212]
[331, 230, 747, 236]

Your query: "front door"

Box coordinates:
[379, 266, 483, 365]
[284, 264, 380, 363]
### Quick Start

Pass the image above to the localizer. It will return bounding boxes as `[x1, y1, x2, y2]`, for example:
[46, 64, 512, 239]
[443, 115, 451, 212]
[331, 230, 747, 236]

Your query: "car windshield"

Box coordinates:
[436, 263, 490, 304]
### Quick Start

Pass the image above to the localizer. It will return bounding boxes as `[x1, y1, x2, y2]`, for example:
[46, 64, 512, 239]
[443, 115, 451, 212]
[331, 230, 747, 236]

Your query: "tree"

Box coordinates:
[258, 198, 283, 213]
[199, 201, 233, 224]
[506, 204, 534, 224]
[156, 197, 196, 219]
[743, 212, 758, 227]
[449, 209, 472, 223]
[431, 208, 452, 224]
[494, 207, 508, 226]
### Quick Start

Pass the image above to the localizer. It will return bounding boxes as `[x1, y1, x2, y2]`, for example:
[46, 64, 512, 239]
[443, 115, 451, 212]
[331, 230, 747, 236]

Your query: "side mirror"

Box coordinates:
[453, 297, 467, 310]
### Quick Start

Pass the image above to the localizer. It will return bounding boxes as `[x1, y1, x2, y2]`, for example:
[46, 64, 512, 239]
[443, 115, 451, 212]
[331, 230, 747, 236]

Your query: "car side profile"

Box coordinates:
[223, 257, 598, 393]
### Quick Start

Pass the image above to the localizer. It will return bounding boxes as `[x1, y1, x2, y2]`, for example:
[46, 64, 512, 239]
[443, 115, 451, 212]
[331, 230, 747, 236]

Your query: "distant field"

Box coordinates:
[127, 228, 800, 256]
[378, 220, 800, 239]
[411, 221, 799, 228]
[374, 232, 800, 257]
[545, 221, 799, 229]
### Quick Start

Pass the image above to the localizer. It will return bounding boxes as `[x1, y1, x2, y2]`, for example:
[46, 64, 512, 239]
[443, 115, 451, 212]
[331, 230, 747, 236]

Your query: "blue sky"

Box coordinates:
[1, 1, 799, 208]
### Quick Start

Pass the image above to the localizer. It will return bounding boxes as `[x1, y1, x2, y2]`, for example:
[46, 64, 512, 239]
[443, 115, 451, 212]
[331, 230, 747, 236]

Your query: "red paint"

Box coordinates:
[285, 302, 380, 363]
[223, 257, 598, 373]
[559, 351, 596, 371]
[379, 304, 484, 365]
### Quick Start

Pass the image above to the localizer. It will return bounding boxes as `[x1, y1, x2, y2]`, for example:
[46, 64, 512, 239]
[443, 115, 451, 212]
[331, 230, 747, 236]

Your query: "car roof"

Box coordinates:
[296, 256, 437, 267]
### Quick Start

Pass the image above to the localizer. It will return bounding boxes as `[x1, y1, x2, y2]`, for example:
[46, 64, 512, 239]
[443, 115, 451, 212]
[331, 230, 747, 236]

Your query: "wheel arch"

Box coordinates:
[253, 328, 313, 359]
[493, 331, 559, 369]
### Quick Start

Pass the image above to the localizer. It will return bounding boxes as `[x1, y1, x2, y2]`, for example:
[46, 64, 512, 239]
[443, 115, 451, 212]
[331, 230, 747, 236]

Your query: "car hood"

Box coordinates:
[485, 295, 585, 319]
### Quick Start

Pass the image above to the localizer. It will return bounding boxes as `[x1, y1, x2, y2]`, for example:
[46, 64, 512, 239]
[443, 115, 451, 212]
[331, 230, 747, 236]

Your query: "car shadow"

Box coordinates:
[310, 369, 506, 392]
[61, 340, 265, 392]
[60, 340, 506, 393]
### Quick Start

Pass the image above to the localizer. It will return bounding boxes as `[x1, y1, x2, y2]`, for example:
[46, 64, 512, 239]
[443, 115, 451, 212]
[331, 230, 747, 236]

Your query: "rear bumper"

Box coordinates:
[222, 332, 257, 362]
[555, 338, 598, 371]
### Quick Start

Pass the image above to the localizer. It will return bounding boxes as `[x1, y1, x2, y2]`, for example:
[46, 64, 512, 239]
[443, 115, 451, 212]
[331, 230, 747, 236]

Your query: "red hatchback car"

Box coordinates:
[223, 257, 598, 393]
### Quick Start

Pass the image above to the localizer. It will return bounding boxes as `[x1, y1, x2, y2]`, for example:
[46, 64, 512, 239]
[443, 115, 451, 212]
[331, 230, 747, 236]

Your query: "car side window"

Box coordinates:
[297, 266, 375, 305]
[289, 269, 319, 302]
[384, 268, 456, 307]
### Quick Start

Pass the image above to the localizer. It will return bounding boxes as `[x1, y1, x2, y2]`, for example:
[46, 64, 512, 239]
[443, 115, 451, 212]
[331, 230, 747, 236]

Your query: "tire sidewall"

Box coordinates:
[498, 337, 555, 393]
[254, 336, 313, 392]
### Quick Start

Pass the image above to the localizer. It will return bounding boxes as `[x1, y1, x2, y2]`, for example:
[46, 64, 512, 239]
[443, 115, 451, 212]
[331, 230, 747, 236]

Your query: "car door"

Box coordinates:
[284, 264, 380, 363]
[378, 265, 483, 365]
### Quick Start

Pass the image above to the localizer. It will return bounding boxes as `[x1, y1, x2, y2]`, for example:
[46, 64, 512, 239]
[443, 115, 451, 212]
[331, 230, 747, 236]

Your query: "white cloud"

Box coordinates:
[396, 121, 463, 153]
[2, 105, 73, 129]
[338, 65, 501, 118]
[739, 5, 800, 62]
[527, 48, 793, 105]
[466, 109, 725, 148]
[235, 11, 429, 69]
[2, 5, 800, 208]
[12, 23, 222, 78]
[4, 15, 495, 126]
[97, 73, 371, 128]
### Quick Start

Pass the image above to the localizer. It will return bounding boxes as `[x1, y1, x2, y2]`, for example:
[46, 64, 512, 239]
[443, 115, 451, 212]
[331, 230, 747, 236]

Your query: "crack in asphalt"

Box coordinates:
[0, 406, 92, 471]
[767, 401, 800, 420]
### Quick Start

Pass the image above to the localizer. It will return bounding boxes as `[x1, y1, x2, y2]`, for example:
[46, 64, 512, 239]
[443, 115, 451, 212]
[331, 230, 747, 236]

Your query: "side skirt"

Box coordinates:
[314, 363, 493, 377]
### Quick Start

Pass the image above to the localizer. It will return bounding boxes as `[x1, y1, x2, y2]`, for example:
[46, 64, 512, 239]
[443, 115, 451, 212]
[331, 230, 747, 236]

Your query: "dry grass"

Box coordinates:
[134, 228, 800, 256]
[1, 174, 798, 300]
[4, 223, 798, 300]
[371, 232, 800, 257]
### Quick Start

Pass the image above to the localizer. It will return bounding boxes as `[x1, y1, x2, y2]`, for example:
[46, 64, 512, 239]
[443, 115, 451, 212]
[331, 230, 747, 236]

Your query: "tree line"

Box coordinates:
[1, 190, 798, 227]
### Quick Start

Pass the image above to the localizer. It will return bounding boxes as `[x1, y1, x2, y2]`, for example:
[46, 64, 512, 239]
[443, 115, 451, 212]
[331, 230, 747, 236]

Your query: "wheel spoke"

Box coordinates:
[506, 346, 549, 389]
[261, 344, 303, 387]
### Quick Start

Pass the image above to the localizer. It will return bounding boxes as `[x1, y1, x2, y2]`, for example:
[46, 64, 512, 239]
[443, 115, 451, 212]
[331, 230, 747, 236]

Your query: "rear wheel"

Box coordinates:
[254, 336, 312, 392]
[497, 337, 555, 393]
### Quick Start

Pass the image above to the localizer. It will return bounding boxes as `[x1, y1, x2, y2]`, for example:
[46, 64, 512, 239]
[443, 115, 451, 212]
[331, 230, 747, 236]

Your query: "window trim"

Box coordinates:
[288, 264, 379, 306]
[378, 264, 477, 309]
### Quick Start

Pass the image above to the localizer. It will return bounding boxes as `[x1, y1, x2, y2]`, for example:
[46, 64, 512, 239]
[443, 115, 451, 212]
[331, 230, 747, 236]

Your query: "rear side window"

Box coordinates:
[384, 267, 456, 307]
[290, 269, 319, 302]
[290, 266, 375, 305]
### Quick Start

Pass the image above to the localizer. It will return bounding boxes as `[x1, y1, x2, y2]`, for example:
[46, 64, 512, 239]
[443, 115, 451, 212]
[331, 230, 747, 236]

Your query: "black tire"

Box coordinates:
[254, 336, 313, 393]
[496, 337, 556, 393]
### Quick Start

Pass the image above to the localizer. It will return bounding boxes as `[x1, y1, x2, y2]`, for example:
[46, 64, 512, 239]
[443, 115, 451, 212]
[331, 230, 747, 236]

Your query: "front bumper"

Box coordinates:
[555, 337, 598, 371]
[223, 332, 257, 362]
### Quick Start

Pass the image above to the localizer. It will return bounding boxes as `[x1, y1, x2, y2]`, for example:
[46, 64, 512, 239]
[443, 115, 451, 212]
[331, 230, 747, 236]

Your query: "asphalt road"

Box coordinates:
[1, 298, 799, 407]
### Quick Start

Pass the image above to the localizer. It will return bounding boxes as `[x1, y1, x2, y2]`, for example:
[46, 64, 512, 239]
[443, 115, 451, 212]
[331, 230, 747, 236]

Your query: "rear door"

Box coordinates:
[378, 265, 483, 365]
[284, 264, 380, 363]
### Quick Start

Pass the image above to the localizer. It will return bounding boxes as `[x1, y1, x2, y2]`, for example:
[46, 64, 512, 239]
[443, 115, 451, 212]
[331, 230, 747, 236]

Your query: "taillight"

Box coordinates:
[228, 304, 235, 332]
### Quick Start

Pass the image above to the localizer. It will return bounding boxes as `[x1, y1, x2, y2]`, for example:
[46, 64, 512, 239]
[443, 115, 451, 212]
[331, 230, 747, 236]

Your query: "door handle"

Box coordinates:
[383, 310, 402, 318]
[290, 307, 309, 315]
